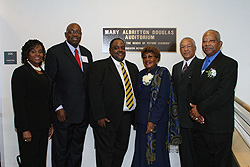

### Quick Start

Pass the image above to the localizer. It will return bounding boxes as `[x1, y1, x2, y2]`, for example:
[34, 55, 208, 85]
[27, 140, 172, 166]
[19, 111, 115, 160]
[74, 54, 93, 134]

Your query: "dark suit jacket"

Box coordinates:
[89, 57, 139, 130]
[45, 41, 93, 124]
[172, 57, 202, 128]
[189, 52, 238, 133]
[11, 63, 52, 132]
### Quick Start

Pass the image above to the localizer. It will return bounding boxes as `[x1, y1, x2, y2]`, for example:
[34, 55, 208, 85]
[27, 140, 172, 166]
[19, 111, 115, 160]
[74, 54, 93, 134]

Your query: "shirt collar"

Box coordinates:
[110, 56, 125, 66]
[66, 41, 80, 54]
[183, 55, 196, 66]
[205, 50, 220, 62]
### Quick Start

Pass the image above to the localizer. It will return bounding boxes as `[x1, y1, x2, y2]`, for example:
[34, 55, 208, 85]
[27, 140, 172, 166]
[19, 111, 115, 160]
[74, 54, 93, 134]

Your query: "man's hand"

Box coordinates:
[189, 103, 205, 124]
[97, 118, 110, 128]
[23, 131, 32, 142]
[146, 122, 155, 134]
[48, 124, 54, 139]
[56, 109, 66, 122]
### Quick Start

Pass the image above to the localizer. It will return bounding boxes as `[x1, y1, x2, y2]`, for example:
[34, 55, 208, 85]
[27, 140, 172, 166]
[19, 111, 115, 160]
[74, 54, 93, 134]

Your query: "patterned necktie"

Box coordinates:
[120, 62, 134, 110]
[182, 62, 188, 73]
[74, 49, 82, 70]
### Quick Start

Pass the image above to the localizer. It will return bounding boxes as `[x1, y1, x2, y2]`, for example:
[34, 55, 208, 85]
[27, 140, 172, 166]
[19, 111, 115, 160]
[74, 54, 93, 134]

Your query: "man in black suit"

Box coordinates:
[89, 38, 139, 167]
[172, 37, 201, 167]
[189, 29, 238, 167]
[45, 23, 93, 167]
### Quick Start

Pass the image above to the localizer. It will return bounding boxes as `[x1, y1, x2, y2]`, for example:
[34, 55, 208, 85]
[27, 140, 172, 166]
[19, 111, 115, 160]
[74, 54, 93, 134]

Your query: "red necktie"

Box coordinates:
[74, 49, 82, 70]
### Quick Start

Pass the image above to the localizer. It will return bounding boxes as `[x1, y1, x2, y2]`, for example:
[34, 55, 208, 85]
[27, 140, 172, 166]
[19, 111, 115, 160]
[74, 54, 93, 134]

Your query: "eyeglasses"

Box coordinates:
[66, 31, 82, 35]
[142, 55, 157, 59]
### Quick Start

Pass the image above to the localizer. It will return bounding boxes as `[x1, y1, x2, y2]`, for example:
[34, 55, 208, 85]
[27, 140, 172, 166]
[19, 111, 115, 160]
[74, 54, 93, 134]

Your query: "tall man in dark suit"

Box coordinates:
[89, 38, 139, 167]
[172, 37, 201, 167]
[45, 23, 93, 167]
[189, 30, 238, 167]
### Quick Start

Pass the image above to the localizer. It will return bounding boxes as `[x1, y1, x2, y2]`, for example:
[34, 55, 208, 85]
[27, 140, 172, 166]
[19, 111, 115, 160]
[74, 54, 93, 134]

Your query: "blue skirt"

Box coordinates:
[131, 123, 170, 167]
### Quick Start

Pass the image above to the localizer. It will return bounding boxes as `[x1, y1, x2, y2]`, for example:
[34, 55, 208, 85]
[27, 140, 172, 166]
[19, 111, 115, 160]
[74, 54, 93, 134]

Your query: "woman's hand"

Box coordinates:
[146, 122, 155, 134]
[23, 131, 32, 142]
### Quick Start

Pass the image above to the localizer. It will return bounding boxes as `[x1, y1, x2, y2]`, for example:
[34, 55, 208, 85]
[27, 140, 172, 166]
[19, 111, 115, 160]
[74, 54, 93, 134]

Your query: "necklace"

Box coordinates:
[27, 61, 41, 71]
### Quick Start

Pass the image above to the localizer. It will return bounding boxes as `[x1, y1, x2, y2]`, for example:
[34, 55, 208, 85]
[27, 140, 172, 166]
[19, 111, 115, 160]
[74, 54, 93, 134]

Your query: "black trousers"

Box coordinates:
[93, 113, 131, 167]
[193, 130, 233, 167]
[17, 128, 49, 167]
[179, 127, 197, 167]
[52, 120, 88, 167]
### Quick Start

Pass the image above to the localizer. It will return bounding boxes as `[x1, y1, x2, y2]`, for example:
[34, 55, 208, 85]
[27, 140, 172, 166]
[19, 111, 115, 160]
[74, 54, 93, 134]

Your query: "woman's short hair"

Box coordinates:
[21, 39, 46, 65]
[141, 45, 161, 61]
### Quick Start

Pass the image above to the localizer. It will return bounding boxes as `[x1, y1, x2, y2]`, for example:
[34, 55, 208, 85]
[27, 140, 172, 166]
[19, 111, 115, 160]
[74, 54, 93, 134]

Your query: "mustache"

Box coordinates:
[204, 46, 213, 49]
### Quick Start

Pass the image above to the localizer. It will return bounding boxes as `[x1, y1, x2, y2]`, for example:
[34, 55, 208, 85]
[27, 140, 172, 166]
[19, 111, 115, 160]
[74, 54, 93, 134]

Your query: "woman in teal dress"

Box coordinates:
[131, 45, 181, 167]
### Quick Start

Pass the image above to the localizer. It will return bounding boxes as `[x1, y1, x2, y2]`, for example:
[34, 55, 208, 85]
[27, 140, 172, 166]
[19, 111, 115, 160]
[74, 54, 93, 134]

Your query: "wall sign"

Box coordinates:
[4, 51, 17, 64]
[103, 28, 176, 53]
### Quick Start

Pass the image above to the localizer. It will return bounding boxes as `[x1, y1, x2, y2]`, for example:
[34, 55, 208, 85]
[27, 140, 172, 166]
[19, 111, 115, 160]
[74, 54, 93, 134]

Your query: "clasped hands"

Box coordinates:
[189, 103, 205, 124]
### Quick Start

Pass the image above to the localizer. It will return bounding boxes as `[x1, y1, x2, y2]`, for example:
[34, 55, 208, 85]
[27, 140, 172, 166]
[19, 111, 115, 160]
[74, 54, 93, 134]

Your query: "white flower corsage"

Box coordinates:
[206, 68, 217, 79]
[142, 73, 154, 86]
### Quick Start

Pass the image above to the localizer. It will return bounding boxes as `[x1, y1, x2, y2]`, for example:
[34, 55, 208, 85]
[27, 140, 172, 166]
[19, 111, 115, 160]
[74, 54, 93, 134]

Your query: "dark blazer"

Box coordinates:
[89, 57, 139, 130]
[189, 52, 238, 133]
[11, 63, 52, 132]
[45, 41, 93, 124]
[172, 57, 202, 128]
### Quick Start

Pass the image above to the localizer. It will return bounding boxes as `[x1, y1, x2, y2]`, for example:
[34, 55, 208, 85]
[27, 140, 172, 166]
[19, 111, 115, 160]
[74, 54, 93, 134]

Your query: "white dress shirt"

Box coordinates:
[111, 56, 136, 111]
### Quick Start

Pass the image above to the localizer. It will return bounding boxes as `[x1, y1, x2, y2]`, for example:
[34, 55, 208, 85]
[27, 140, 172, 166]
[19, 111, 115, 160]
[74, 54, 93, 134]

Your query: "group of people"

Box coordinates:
[11, 22, 237, 167]
[172, 31, 237, 167]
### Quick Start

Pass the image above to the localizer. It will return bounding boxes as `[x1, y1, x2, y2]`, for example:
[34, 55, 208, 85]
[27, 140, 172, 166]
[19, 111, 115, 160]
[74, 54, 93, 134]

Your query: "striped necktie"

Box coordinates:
[120, 62, 134, 110]
[182, 62, 188, 73]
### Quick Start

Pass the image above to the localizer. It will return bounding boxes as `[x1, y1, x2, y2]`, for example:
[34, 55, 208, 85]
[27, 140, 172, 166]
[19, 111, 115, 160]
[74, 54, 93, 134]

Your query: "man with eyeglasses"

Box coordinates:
[172, 37, 201, 167]
[45, 23, 93, 167]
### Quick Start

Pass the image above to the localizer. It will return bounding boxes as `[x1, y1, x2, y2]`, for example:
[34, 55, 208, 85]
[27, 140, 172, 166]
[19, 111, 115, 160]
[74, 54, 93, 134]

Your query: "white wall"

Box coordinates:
[1, 0, 250, 166]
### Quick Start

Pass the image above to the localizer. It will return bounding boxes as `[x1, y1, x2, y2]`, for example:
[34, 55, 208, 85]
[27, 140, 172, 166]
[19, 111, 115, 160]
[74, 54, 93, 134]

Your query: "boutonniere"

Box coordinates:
[142, 73, 154, 86]
[206, 68, 217, 79]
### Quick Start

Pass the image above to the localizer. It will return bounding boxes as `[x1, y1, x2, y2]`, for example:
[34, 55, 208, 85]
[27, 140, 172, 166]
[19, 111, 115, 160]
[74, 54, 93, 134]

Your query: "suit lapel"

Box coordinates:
[79, 46, 90, 72]
[196, 53, 223, 91]
[200, 52, 223, 79]
[107, 57, 123, 87]
[24, 63, 51, 90]
[176, 62, 183, 81]
[41, 68, 52, 88]
[126, 60, 137, 87]
[24, 63, 41, 81]
[181, 57, 197, 81]
[62, 42, 83, 72]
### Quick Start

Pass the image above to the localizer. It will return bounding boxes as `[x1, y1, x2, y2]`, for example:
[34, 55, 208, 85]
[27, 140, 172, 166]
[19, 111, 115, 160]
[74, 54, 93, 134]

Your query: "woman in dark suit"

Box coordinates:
[131, 46, 181, 167]
[11, 39, 53, 167]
